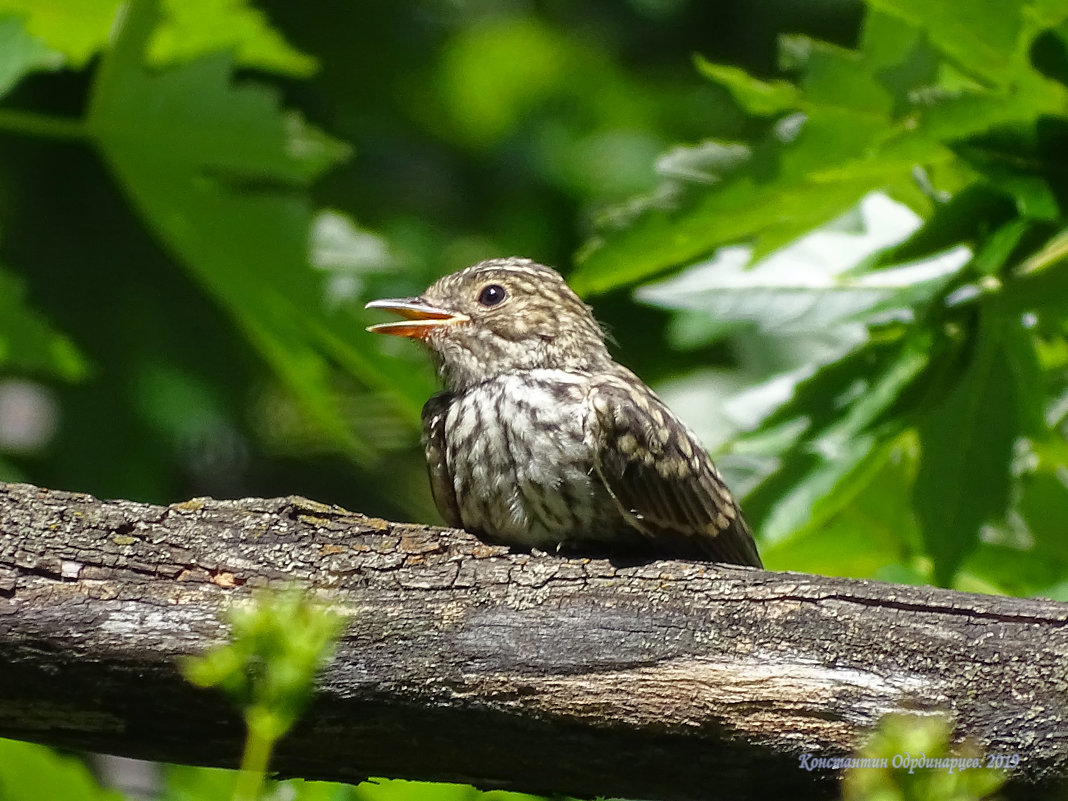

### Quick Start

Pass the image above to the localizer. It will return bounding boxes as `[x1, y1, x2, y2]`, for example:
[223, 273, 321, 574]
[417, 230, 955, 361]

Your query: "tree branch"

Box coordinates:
[0, 481, 1065, 800]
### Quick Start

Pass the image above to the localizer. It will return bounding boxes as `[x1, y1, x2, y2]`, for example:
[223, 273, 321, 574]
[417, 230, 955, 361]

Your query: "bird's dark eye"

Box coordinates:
[477, 284, 507, 307]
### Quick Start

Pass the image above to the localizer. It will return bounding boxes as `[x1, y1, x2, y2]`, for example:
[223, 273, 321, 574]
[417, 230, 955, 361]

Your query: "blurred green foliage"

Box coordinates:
[158, 768, 555, 801]
[0, 738, 556, 801]
[0, 738, 123, 801]
[183, 590, 343, 801]
[842, 714, 1008, 801]
[1, 0, 1067, 797]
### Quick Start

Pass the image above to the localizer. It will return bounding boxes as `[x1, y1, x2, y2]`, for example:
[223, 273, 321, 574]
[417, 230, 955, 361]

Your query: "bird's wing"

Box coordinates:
[584, 375, 762, 567]
[422, 392, 463, 529]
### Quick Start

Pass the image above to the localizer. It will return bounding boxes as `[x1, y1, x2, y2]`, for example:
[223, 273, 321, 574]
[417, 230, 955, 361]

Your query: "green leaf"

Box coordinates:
[90, 53, 345, 186]
[746, 335, 929, 541]
[351, 778, 554, 801]
[1031, 23, 1068, 86]
[874, 184, 1017, 268]
[1002, 312, 1048, 437]
[746, 332, 913, 441]
[760, 434, 923, 578]
[149, 0, 317, 76]
[753, 430, 883, 548]
[960, 435, 1068, 596]
[161, 765, 239, 801]
[859, 11, 940, 103]
[955, 144, 1062, 222]
[0, 14, 62, 98]
[913, 303, 1024, 586]
[638, 228, 966, 338]
[0, 265, 86, 380]
[1016, 448, 1068, 568]
[1005, 226, 1068, 313]
[0, 738, 122, 801]
[573, 135, 885, 294]
[796, 38, 894, 115]
[971, 218, 1034, 276]
[0, 0, 121, 67]
[917, 66, 1068, 144]
[695, 56, 799, 116]
[864, 0, 1025, 86]
[85, 1, 427, 455]
[955, 117, 1068, 223]
[0, 0, 314, 75]
[160, 767, 556, 801]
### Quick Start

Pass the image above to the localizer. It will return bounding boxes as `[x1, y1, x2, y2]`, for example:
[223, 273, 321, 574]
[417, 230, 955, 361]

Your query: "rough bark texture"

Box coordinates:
[0, 481, 1065, 800]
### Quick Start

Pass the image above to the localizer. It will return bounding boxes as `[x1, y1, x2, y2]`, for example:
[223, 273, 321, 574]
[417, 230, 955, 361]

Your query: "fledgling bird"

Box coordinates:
[365, 257, 762, 567]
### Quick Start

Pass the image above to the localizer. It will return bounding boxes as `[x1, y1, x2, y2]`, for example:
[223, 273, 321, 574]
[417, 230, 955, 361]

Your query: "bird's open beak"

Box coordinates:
[365, 298, 469, 340]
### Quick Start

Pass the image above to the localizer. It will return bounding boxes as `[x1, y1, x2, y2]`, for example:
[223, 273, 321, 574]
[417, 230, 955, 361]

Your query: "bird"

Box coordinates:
[365, 257, 762, 567]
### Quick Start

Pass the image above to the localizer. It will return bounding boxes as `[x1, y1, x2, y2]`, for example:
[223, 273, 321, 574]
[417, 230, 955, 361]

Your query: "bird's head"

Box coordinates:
[366, 257, 610, 390]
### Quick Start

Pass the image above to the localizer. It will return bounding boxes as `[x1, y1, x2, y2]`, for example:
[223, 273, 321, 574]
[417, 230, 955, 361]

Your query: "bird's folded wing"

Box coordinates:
[584, 376, 763, 567]
[422, 392, 463, 529]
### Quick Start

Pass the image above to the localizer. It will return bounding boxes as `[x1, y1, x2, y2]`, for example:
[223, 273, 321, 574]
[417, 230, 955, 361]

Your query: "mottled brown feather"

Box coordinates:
[421, 392, 462, 529]
[585, 374, 763, 567]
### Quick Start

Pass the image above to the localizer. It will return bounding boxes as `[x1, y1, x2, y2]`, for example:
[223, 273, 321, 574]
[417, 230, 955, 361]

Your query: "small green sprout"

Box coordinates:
[183, 589, 345, 801]
[842, 713, 1009, 801]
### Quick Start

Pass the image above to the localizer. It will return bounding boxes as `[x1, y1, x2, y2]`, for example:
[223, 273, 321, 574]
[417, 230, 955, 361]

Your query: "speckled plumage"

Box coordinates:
[367, 257, 762, 567]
